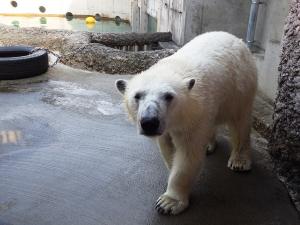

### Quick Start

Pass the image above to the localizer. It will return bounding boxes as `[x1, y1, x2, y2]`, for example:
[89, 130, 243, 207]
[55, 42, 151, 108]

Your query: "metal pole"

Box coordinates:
[246, 0, 261, 49]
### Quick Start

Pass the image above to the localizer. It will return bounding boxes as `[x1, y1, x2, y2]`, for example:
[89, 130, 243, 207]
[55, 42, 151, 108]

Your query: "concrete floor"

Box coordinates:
[0, 64, 299, 225]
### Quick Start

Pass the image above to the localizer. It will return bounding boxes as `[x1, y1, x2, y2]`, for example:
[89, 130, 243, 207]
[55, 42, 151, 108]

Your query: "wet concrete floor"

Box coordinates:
[0, 64, 299, 225]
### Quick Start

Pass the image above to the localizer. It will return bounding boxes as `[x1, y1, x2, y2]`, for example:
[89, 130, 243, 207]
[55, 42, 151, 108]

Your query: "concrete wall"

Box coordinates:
[0, 0, 131, 20]
[131, 0, 251, 45]
[185, 0, 251, 43]
[254, 0, 290, 100]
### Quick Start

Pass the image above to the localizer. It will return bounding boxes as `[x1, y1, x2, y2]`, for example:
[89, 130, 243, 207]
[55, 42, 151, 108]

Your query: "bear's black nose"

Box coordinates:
[140, 117, 160, 136]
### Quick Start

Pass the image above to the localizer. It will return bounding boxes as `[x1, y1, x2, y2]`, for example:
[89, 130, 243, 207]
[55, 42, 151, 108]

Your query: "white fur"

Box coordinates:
[116, 31, 257, 215]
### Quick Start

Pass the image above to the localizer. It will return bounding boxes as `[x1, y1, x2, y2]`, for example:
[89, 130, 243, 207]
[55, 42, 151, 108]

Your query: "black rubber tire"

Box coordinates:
[0, 46, 48, 80]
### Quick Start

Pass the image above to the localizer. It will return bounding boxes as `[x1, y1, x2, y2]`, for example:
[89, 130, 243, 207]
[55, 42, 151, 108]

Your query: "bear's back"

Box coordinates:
[173, 32, 251, 70]
[164, 32, 257, 93]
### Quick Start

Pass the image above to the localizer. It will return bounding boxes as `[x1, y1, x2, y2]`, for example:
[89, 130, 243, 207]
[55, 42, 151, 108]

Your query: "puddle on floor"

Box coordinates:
[0, 199, 16, 213]
[0, 75, 49, 93]
[42, 80, 123, 116]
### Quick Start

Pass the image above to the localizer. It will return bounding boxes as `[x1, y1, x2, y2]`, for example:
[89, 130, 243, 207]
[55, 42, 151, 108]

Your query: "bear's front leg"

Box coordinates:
[157, 133, 175, 170]
[155, 131, 207, 215]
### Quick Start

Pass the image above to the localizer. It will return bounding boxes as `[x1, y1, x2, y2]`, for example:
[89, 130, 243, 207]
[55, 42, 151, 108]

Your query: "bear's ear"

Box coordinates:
[186, 78, 195, 90]
[115, 79, 128, 95]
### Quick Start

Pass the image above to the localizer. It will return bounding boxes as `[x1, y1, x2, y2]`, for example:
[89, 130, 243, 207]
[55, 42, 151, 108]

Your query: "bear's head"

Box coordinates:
[115, 72, 195, 137]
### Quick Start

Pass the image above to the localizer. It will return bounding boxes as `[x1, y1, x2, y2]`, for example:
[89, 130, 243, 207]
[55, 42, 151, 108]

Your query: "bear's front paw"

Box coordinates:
[227, 155, 251, 171]
[155, 194, 188, 215]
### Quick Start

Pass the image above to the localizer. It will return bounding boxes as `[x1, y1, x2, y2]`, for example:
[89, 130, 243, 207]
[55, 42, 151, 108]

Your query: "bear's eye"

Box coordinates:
[134, 92, 142, 101]
[164, 93, 174, 102]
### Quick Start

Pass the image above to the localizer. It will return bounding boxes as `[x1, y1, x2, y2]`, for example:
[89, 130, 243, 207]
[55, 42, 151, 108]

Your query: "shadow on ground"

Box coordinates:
[0, 65, 299, 225]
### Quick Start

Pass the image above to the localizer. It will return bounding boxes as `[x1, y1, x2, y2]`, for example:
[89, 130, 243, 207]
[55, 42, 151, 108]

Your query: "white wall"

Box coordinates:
[146, 0, 157, 17]
[254, 0, 290, 100]
[158, 0, 186, 45]
[0, 0, 131, 20]
[131, 0, 186, 44]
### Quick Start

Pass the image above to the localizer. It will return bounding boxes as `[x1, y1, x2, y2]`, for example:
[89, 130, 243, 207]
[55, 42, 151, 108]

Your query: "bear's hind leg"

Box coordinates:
[227, 114, 252, 171]
[157, 133, 175, 170]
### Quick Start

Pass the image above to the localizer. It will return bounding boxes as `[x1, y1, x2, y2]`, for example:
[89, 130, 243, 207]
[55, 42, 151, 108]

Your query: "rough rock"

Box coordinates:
[268, 0, 300, 212]
[0, 24, 175, 74]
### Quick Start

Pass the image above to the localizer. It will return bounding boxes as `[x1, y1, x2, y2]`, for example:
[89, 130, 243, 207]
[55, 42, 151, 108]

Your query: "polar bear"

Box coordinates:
[115, 31, 257, 215]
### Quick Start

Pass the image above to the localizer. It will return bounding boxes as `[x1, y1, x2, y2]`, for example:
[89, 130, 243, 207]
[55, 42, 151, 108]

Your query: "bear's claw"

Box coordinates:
[155, 194, 188, 215]
[227, 156, 251, 171]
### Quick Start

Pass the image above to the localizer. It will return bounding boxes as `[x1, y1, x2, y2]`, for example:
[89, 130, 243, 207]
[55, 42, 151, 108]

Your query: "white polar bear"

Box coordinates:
[115, 31, 257, 215]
